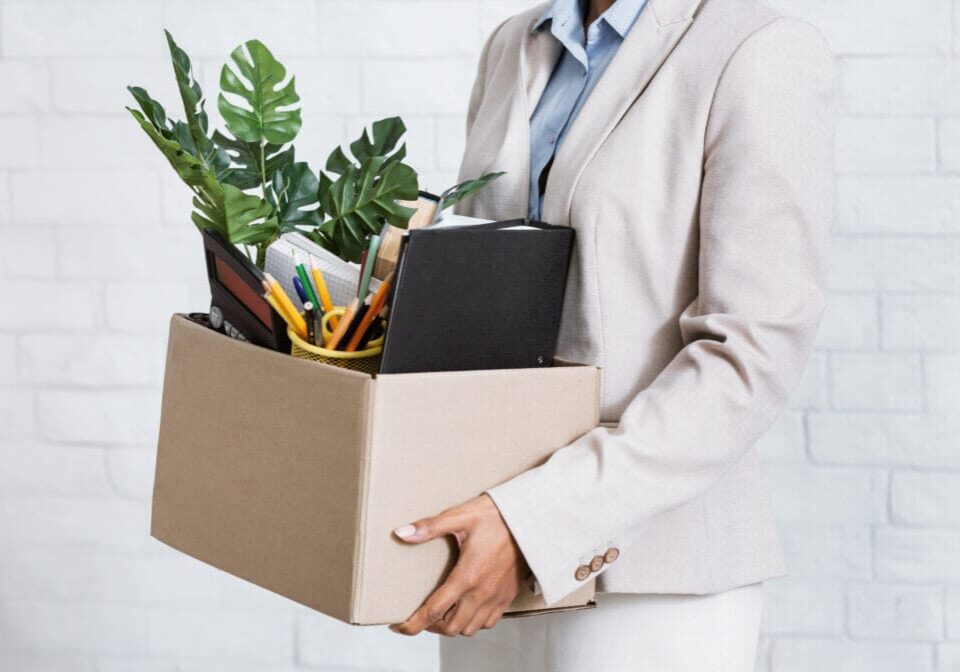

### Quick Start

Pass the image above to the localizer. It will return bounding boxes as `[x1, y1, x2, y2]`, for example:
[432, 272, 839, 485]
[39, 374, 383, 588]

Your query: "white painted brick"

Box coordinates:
[1, 1, 163, 57]
[770, 638, 933, 672]
[778, 524, 873, 579]
[830, 237, 960, 292]
[105, 448, 157, 500]
[268, 59, 361, 115]
[0, 171, 9, 224]
[836, 118, 935, 173]
[949, 586, 960, 639]
[9, 170, 161, 228]
[765, 463, 887, 524]
[94, 661, 178, 672]
[761, 578, 844, 635]
[0, 652, 95, 672]
[808, 412, 960, 468]
[0, 548, 220, 606]
[293, 115, 350, 175]
[892, 471, 960, 527]
[213, 571, 306, 615]
[755, 637, 772, 672]
[756, 411, 807, 462]
[58, 228, 205, 283]
[53, 59, 178, 115]
[105, 281, 193, 334]
[176, 664, 300, 672]
[839, 58, 952, 116]
[848, 583, 943, 640]
[162, 0, 317, 58]
[342, 114, 437, 177]
[815, 293, 878, 350]
[787, 352, 828, 410]
[0, 335, 17, 384]
[481, 0, 528, 38]
[836, 177, 960, 234]
[0, 62, 50, 112]
[766, 0, 950, 55]
[0, 280, 100, 332]
[297, 611, 439, 670]
[362, 58, 475, 115]
[40, 117, 165, 170]
[830, 352, 923, 411]
[19, 333, 166, 387]
[0, 601, 145, 656]
[876, 528, 960, 582]
[0, 228, 56, 278]
[436, 115, 468, 172]
[926, 355, 960, 412]
[146, 608, 294, 663]
[0, 118, 39, 169]
[36, 389, 161, 445]
[317, 0, 480, 57]
[0, 388, 35, 439]
[941, 644, 960, 671]
[0, 443, 110, 497]
[941, 118, 960, 172]
[0, 496, 150, 554]
[882, 295, 960, 351]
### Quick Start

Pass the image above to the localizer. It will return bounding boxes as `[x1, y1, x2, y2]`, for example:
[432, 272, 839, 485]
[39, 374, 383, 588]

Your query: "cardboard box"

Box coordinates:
[152, 315, 600, 625]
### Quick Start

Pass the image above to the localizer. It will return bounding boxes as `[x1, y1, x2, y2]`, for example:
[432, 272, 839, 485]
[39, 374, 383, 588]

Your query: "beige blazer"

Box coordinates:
[455, 0, 836, 605]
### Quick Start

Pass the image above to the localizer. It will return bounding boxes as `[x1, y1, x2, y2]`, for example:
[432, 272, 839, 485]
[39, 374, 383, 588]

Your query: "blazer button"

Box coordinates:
[589, 555, 604, 572]
[574, 565, 591, 581]
[604, 547, 620, 564]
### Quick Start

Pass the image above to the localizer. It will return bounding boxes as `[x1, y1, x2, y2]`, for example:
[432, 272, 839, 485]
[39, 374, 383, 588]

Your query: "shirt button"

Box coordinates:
[548, 133, 557, 144]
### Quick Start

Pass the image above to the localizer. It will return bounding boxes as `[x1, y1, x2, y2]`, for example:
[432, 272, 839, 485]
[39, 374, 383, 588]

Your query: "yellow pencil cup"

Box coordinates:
[289, 307, 385, 375]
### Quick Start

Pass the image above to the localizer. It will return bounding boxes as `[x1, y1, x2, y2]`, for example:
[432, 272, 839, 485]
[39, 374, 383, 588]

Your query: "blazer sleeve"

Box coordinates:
[486, 18, 837, 606]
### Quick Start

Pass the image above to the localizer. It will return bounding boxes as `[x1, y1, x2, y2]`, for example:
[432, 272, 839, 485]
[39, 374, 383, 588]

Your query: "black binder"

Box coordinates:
[379, 219, 574, 374]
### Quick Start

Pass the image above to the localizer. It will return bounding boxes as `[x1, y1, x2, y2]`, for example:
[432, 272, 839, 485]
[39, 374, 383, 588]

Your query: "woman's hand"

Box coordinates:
[389, 494, 528, 637]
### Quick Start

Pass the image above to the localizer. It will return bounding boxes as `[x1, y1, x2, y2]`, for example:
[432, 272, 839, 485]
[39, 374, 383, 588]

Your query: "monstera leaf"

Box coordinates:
[316, 156, 418, 262]
[192, 182, 277, 245]
[213, 129, 294, 191]
[325, 116, 406, 176]
[440, 172, 505, 211]
[127, 103, 208, 189]
[218, 39, 302, 145]
[270, 161, 322, 231]
[163, 31, 229, 178]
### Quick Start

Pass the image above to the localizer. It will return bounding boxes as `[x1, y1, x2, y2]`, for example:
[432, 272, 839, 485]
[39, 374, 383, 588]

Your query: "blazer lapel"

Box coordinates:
[541, 0, 705, 226]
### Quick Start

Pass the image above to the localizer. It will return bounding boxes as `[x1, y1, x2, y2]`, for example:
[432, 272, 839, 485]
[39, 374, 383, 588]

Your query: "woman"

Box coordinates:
[390, 0, 835, 668]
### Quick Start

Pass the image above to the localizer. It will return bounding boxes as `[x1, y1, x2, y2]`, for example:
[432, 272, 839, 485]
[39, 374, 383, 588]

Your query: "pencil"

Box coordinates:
[345, 273, 392, 352]
[325, 297, 360, 351]
[264, 292, 299, 337]
[263, 274, 307, 338]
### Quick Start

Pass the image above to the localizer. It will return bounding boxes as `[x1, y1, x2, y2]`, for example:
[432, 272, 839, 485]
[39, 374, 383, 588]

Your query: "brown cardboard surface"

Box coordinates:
[358, 367, 601, 623]
[153, 315, 600, 625]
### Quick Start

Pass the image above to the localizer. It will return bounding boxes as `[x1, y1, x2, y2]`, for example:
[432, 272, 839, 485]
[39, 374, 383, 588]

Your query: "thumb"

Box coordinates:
[394, 509, 465, 545]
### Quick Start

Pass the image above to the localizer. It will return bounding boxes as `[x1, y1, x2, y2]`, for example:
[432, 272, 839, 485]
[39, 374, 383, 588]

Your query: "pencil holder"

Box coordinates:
[288, 307, 385, 375]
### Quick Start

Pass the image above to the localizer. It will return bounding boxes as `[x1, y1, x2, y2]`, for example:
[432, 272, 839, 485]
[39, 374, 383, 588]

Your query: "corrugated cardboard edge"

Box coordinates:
[349, 379, 378, 624]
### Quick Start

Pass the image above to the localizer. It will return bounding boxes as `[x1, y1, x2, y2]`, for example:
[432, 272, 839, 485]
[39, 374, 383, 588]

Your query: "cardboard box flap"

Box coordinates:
[353, 365, 601, 624]
[152, 315, 373, 621]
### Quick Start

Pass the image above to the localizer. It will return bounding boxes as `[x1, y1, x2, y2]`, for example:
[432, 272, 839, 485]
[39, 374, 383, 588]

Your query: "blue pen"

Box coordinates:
[292, 276, 308, 305]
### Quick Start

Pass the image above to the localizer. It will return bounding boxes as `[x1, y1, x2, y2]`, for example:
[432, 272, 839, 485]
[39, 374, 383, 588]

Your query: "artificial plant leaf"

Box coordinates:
[319, 157, 419, 262]
[164, 30, 229, 177]
[270, 161, 322, 232]
[440, 172, 505, 210]
[325, 117, 407, 176]
[218, 39, 302, 145]
[127, 107, 207, 188]
[213, 130, 294, 190]
[127, 86, 172, 134]
[222, 184, 279, 244]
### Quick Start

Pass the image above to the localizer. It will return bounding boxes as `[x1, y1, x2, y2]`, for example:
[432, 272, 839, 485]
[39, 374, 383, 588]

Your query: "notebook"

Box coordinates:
[379, 219, 575, 374]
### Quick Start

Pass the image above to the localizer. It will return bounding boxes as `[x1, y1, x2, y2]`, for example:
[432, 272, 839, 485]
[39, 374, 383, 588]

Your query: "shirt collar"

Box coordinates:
[531, 0, 647, 38]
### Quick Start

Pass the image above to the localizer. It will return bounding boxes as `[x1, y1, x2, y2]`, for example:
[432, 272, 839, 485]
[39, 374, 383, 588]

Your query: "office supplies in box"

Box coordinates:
[152, 314, 600, 625]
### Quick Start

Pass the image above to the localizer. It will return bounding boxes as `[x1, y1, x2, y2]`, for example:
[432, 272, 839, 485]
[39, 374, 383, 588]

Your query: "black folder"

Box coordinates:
[379, 219, 574, 374]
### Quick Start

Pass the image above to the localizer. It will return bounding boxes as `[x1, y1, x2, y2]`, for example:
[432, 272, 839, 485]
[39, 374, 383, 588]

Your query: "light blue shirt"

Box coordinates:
[527, 0, 648, 221]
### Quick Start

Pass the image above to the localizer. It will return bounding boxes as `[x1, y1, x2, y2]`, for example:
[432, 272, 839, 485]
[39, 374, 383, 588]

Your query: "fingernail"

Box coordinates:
[389, 625, 401, 633]
[394, 524, 416, 539]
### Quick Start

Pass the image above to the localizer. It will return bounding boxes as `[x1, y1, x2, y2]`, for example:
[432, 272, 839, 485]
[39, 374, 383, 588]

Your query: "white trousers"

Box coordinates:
[439, 583, 763, 672]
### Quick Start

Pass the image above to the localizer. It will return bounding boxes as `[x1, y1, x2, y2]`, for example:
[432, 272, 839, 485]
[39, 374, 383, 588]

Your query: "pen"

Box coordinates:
[292, 276, 309, 305]
[303, 301, 316, 345]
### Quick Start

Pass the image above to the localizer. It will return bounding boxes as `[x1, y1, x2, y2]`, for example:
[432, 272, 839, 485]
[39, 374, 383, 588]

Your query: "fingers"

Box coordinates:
[390, 571, 465, 636]
[394, 507, 470, 545]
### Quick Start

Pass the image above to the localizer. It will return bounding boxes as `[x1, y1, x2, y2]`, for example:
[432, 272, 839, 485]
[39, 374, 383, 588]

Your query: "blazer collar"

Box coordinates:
[516, 0, 706, 225]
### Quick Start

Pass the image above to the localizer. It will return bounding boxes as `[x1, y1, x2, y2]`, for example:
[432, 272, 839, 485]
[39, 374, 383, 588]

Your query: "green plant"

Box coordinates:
[127, 31, 502, 268]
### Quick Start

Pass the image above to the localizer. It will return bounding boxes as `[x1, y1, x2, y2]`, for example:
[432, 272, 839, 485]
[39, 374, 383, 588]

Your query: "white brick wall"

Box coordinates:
[0, 1, 956, 670]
